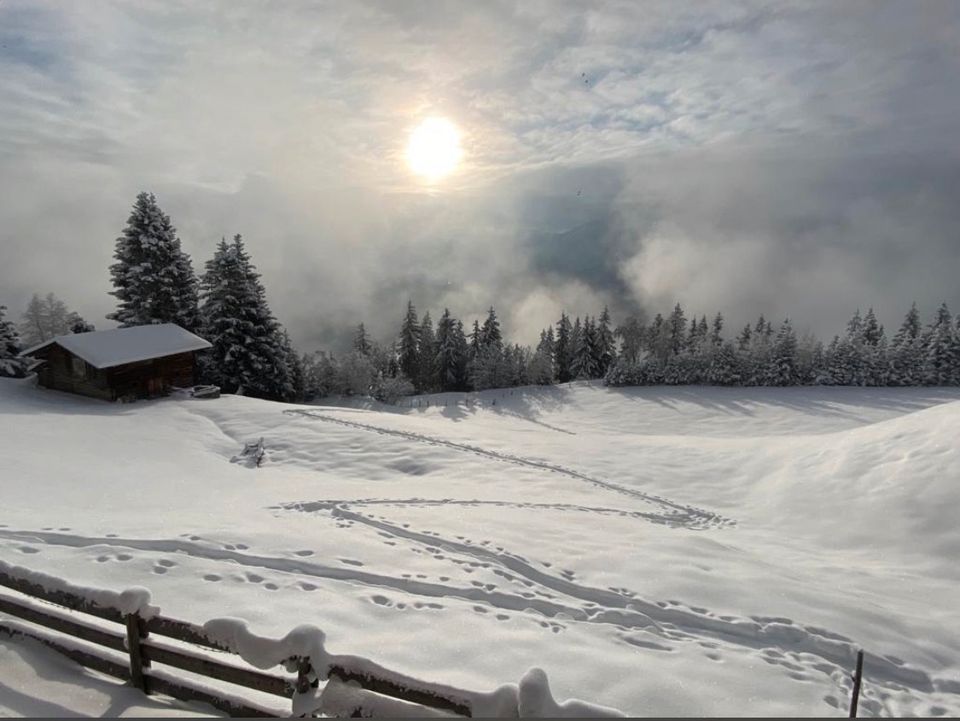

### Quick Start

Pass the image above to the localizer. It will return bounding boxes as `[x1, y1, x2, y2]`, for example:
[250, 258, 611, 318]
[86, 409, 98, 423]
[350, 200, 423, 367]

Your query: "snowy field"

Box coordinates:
[1, 377, 959, 716]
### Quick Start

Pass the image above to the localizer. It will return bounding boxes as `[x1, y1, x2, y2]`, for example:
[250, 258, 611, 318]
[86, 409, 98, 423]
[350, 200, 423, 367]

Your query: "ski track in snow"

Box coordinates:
[278, 497, 694, 527]
[282, 409, 734, 530]
[1, 525, 955, 712]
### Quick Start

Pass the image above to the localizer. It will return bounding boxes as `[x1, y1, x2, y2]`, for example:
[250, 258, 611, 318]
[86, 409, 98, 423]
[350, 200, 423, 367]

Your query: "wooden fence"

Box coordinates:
[0, 565, 870, 717]
[0, 567, 476, 717]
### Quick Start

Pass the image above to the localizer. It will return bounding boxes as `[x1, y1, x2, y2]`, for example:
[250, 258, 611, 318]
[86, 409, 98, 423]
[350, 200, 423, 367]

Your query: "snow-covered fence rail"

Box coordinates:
[0, 563, 289, 716]
[0, 562, 623, 717]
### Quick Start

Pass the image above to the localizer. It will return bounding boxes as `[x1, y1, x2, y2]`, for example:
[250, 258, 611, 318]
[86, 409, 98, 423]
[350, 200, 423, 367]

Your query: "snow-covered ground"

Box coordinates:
[1, 377, 959, 716]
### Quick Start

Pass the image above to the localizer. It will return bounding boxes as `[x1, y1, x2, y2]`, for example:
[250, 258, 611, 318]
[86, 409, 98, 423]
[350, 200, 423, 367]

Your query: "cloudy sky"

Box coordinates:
[1, 0, 958, 350]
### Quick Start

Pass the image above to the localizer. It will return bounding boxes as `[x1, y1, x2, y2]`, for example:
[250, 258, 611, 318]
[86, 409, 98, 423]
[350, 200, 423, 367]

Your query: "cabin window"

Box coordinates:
[71, 356, 87, 379]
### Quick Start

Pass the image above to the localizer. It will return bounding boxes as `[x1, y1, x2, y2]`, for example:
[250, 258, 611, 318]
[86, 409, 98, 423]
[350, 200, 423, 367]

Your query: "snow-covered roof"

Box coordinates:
[19, 323, 212, 369]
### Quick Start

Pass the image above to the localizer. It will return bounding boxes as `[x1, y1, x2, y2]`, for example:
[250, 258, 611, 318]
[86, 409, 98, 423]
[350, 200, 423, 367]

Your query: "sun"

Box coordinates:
[406, 117, 463, 181]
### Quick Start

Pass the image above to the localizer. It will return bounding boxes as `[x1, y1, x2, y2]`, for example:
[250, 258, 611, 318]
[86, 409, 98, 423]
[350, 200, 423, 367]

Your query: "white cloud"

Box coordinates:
[1, 0, 958, 349]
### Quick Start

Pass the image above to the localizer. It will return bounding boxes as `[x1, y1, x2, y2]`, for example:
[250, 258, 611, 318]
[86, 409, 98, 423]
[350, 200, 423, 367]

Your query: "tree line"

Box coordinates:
[312, 299, 960, 401]
[2, 191, 959, 396]
[603, 303, 960, 388]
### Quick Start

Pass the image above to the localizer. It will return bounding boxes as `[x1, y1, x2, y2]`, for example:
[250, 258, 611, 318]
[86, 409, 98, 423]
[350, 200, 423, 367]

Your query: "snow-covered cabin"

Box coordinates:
[19, 324, 212, 401]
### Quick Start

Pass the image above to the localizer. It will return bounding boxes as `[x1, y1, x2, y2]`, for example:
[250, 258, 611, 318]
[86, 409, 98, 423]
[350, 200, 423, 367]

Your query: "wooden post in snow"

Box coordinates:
[848, 649, 864, 717]
[126, 612, 150, 693]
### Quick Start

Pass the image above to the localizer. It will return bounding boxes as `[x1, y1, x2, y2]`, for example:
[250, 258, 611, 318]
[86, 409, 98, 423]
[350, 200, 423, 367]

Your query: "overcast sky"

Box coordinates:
[1, 0, 958, 350]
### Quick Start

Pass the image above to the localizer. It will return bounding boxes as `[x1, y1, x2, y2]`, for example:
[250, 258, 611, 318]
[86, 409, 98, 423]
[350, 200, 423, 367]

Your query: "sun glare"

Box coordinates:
[406, 117, 463, 182]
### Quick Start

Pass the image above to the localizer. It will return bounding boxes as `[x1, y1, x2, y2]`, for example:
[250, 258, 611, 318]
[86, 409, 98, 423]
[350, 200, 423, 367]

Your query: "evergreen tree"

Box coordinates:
[70, 317, 95, 334]
[0, 305, 26, 378]
[842, 308, 868, 385]
[737, 324, 752, 351]
[572, 316, 601, 379]
[668, 303, 687, 356]
[398, 301, 420, 383]
[596, 306, 616, 375]
[417, 311, 437, 392]
[529, 328, 556, 384]
[862, 308, 882, 346]
[198, 235, 290, 400]
[923, 303, 955, 385]
[353, 323, 372, 356]
[469, 319, 482, 360]
[569, 317, 583, 373]
[107, 192, 200, 331]
[479, 307, 503, 352]
[435, 309, 465, 391]
[890, 303, 923, 385]
[555, 313, 573, 383]
[710, 313, 724, 347]
[767, 319, 798, 386]
[452, 320, 470, 389]
[279, 329, 305, 402]
[707, 341, 740, 385]
[615, 314, 645, 364]
[649, 313, 671, 363]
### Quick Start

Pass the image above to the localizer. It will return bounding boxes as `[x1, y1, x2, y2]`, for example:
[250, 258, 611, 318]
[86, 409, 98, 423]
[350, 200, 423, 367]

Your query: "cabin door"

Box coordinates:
[147, 377, 163, 397]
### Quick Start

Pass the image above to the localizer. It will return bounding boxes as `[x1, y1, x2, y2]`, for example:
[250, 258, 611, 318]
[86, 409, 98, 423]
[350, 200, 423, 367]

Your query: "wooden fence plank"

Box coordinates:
[0, 568, 125, 624]
[0, 621, 130, 681]
[146, 673, 279, 718]
[329, 664, 472, 717]
[143, 641, 295, 698]
[0, 593, 126, 653]
[145, 615, 234, 652]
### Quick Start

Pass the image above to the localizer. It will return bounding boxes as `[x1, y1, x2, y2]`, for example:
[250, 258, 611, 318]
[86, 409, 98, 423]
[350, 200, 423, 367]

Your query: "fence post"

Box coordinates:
[295, 657, 316, 717]
[125, 612, 150, 693]
[848, 649, 864, 718]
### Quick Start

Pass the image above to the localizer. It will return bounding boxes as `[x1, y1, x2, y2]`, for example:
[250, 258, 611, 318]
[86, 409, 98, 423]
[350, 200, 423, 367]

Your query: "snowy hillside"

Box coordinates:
[1, 377, 959, 716]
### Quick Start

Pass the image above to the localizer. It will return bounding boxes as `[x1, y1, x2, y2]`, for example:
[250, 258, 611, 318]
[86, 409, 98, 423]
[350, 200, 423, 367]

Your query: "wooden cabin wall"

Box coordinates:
[105, 352, 197, 399]
[33, 346, 199, 401]
[36, 345, 113, 401]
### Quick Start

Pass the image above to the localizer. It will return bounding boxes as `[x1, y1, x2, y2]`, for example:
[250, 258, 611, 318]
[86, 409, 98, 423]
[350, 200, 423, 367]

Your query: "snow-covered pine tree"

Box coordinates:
[0, 305, 26, 378]
[353, 323, 372, 356]
[889, 303, 923, 385]
[767, 319, 798, 386]
[479, 307, 503, 352]
[710, 313, 724, 347]
[469, 344, 510, 390]
[417, 311, 437, 393]
[842, 309, 867, 385]
[70, 317, 95, 334]
[707, 341, 740, 385]
[435, 309, 463, 391]
[862, 308, 882, 346]
[596, 306, 616, 376]
[572, 316, 601, 379]
[452, 320, 469, 390]
[668, 303, 687, 357]
[398, 301, 421, 384]
[820, 336, 841, 385]
[554, 313, 573, 382]
[279, 329, 305, 402]
[198, 235, 289, 400]
[529, 328, 556, 385]
[615, 314, 644, 365]
[469, 319, 482, 360]
[742, 316, 772, 385]
[648, 313, 671, 364]
[569, 317, 584, 377]
[922, 303, 954, 386]
[108, 192, 200, 331]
